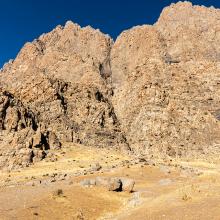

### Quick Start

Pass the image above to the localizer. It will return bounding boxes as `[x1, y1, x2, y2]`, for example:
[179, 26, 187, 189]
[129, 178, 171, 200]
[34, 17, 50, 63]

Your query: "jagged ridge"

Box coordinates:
[0, 1, 220, 169]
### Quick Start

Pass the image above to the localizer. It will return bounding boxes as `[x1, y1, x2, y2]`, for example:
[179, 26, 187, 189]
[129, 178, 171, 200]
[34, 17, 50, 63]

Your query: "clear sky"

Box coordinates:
[0, 0, 219, 68]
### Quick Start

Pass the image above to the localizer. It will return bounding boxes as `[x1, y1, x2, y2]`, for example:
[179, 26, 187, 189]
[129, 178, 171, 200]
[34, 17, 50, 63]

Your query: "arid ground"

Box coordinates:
[1, 2, 220, 219]
[1, 144, 220, 220]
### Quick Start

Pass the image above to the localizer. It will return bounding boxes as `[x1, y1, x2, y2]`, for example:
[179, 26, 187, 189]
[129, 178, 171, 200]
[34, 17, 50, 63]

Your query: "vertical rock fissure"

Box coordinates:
[99, 43, 131, 151]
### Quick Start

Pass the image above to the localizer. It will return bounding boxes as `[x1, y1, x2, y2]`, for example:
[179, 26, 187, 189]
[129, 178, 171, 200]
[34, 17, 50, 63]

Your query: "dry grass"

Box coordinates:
[1, 144, 220, 220]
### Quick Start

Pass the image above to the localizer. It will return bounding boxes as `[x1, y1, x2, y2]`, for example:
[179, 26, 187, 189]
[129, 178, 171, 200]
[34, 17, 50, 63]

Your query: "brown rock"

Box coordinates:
[0, 21, 126, 169]
[95, 176, 110, 187]
[91, 163, 102, 171]
[120, 178, 135, 192]
[1, 2, 220, 170]
[53, 189, 63, 197]
[107, 178, 122, 191]
[48, 132, 61, 150]
[111, 2, 220, 158]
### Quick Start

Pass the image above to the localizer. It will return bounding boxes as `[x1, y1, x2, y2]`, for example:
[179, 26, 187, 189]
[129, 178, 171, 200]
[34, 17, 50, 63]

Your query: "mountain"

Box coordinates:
[1, 1, 220, 170]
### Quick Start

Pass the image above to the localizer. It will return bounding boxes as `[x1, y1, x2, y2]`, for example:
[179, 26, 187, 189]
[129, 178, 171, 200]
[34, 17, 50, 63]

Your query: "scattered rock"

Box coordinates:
[91, 163, 102, 171]
[128, 192, 142, 207]
[95, 176, 110, 187]
[120, 178, 135, 192]
[74, 209, 85, 220]
[53, 189, 63, 197]
[107, 178, 122, 191]
[80, 176, 134, 193]
[80, 179, 96, 187]
[160, 166, 171, 175]
[57, 173, 68, 181]
[50, 178, 56, 183]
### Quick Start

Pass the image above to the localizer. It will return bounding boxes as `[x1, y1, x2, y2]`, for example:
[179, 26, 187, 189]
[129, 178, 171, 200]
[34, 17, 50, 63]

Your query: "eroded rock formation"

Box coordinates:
[0, 22, 127, 169]
[1, 1, 220, 169]
[111, 1, 220, 158]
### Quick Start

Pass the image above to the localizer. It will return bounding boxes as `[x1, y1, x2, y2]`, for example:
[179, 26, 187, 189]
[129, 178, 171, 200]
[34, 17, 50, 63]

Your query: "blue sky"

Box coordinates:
[0, 0, 219, 67]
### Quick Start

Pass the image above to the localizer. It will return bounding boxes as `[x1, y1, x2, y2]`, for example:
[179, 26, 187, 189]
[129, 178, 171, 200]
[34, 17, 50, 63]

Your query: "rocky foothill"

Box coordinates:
[0, 1, 220, 170]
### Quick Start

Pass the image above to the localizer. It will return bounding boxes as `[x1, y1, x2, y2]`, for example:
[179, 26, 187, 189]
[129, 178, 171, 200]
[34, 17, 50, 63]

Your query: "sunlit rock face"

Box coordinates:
[111, 2, 220, 158]
[0, 21, 127, 169]
[1, 2, 220, 169]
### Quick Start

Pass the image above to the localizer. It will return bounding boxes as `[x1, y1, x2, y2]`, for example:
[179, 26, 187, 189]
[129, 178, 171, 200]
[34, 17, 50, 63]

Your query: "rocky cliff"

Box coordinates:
[1, 1, 220, 169]
[0, 22, 128, 169]
[111, 2, 220, 158]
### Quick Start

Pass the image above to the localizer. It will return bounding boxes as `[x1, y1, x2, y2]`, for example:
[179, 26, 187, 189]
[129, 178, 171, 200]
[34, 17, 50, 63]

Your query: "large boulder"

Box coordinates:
[120, 178, 135, 193]
[80, 176, 135, 192]
[107, 177, 122, 191]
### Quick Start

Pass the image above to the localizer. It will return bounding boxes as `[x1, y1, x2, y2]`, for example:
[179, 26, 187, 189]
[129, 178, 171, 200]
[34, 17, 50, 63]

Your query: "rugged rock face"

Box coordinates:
[0, 21, 127, 169]
[1, 1, 220, 169]
[111, 1, 220, 158]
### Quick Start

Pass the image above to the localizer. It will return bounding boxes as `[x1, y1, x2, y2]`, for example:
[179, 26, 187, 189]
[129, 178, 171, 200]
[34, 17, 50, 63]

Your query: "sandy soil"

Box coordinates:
[0, 144, 220, 220]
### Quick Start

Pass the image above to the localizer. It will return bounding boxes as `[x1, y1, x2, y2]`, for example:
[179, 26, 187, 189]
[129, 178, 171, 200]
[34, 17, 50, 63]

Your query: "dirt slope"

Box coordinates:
[0, 144, 220, 220]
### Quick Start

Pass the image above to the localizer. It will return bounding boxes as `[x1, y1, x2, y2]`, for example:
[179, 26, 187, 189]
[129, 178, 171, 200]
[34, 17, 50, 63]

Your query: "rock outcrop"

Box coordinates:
[111, 1, 220, 158]
[1, 1, 220, 169]
[80, 176, 135, 192]
[0, 22, 127, 169]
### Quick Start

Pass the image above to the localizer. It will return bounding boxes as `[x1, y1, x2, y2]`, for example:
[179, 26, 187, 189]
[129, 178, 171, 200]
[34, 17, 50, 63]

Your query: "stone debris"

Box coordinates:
[95, 176, 110, 187]
[80, 179, 94, 187]
[91, 163, 102, 171]
[23, 173, 70, 187]
[80, 177, 135, 192]
[120, 178, 135, 192]
[127, 192, 142, 208]
[52, 189, 64, 197]
[159, 166, 171, 175]
[107, 177, 122, 191]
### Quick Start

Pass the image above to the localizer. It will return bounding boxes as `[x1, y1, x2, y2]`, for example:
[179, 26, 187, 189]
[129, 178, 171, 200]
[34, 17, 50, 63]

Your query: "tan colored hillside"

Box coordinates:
[0, 1, 220, 219]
